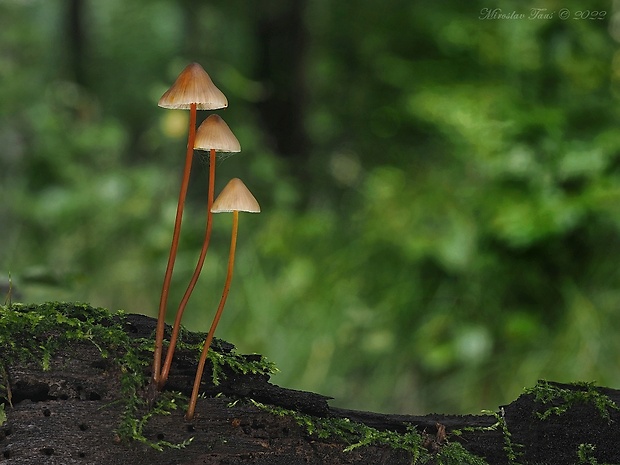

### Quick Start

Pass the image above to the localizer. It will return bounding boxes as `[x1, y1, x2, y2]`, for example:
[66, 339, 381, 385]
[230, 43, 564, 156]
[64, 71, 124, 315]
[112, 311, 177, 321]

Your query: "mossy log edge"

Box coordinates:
[1, 303, 620, 465]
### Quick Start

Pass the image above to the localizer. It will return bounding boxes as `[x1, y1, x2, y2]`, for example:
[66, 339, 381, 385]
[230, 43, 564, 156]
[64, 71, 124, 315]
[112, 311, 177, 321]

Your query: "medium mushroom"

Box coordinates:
[185, 178, 260, 420]
[153, 63, 228, 387]
[158, 115, 241, 387]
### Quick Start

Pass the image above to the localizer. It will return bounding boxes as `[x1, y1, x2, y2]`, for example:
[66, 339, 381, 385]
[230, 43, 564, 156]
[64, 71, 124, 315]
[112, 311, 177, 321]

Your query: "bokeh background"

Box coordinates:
[2, 0, 620, 415]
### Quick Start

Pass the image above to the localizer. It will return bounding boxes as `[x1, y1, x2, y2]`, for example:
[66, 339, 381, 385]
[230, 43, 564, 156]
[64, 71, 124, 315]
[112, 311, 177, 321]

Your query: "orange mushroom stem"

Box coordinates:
[185, 178, 260, 420]
[152, 63, 228, 387]
[153, 102, 196, 386]
[159, 116, 241, 388]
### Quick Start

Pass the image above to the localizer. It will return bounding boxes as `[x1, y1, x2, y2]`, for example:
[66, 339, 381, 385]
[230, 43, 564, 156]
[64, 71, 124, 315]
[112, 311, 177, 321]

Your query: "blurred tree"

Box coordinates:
[66, 0, 87, 86]
[254, 1, 310, 167]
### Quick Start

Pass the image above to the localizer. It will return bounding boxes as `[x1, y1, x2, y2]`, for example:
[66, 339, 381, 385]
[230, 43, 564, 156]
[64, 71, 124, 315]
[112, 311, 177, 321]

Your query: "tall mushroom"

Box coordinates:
[153, 63, 228, 387]
[186, 178, 260, 420]
[158, 115, 241, 388]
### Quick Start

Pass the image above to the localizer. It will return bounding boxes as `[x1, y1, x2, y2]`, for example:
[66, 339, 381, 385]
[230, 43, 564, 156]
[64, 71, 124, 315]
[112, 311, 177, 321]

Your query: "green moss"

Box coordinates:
[0, 301, 277, 450]
[0, 364, 10, 408]
[481, 409, 524, 465]
[577, 443, 600, 465]
[452, 409, 524, 465]
[116, 390, 194, 451]
[575, 443, 620, 465]
[209, 349, 278, 386]
[249, 399, 489, 464]
[0, 301, 124, 366]
[524, 380, 619, 422]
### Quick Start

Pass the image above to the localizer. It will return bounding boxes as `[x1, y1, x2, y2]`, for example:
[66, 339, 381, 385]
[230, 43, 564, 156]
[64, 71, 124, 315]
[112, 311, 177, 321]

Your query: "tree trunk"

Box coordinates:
[254, 1, 310, 174]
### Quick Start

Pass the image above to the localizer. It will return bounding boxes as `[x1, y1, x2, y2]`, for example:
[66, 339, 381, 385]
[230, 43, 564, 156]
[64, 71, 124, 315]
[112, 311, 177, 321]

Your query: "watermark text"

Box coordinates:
[479, 8, 607, 21]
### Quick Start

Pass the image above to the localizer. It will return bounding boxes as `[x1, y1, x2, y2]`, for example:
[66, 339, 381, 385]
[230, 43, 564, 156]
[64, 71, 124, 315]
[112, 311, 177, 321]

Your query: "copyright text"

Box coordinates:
[479, 8, 607, 20]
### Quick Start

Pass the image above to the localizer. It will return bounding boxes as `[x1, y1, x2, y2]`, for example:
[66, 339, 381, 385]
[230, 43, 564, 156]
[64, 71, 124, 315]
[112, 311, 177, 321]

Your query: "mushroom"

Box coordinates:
[185, 178, 260, 420]
[153, 63, 228, 387]
[158, 115, 241, 387]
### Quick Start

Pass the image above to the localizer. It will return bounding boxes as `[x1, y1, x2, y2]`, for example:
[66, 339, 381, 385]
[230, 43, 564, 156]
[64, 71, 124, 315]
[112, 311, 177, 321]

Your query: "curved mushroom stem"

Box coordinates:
[153, 103, 197, 387]
[159, 148, 217, 388]
[186, 210, 239, 420]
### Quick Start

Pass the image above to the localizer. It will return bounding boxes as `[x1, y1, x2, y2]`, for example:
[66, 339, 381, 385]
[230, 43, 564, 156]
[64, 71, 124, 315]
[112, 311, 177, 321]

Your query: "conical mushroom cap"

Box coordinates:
[211, 178, 260, 213]
[158, 62, 228, 110]
[194, 114, 241, 153]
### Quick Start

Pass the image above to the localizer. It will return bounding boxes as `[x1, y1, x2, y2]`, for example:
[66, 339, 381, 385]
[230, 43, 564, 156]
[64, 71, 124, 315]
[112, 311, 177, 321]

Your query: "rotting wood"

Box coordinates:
[2, 310, 620, 465]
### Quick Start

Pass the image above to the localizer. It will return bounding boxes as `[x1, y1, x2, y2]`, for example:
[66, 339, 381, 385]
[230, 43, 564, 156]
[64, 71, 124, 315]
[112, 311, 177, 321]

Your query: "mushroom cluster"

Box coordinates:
[152, 63, 260, 419]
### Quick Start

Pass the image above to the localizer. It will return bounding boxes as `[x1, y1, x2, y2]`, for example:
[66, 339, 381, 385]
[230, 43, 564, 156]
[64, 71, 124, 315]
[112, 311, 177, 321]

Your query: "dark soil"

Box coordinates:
[1, 306, 620, 464]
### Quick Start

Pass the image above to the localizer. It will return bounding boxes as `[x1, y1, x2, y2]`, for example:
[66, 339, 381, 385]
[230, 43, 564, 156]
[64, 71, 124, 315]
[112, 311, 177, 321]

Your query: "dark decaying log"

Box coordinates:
[2, 312, 620, 465]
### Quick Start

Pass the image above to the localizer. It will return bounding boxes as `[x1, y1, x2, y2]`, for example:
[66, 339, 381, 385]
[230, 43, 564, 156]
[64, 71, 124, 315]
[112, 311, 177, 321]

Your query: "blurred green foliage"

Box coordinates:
[2, 0, 620, 415]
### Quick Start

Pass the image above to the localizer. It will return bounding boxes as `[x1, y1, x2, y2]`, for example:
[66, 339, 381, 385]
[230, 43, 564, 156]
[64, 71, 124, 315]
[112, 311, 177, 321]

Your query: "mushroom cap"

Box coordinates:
[194, 114, 241, 153]
[211, 178, 260, 213]
[158, 62, 228, 110]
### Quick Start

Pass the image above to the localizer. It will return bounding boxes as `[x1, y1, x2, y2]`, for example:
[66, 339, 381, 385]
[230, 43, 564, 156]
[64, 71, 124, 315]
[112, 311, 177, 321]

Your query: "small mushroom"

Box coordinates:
[185, 178, 260, 420]
[153, 63, 227, 388]
[159, 115, 241, 387]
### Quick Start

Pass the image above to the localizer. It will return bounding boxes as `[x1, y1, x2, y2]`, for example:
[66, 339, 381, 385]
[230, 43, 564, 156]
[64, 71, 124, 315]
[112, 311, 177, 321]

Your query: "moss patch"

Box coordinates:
[249, 399, 490, 464]
[525, 380, 620, 422]
[0, 301, 276, 449]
